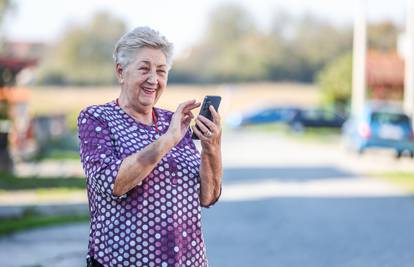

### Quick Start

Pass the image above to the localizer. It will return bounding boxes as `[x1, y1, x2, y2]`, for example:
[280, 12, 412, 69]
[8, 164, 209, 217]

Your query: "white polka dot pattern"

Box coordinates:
[78, 101, 208, 267]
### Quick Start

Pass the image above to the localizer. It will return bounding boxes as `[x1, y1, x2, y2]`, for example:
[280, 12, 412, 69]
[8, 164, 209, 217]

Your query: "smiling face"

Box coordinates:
[117, 47, 168, 112]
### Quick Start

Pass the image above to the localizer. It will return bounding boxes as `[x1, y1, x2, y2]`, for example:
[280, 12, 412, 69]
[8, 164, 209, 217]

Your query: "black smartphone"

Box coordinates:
[192, 95, 221, 139]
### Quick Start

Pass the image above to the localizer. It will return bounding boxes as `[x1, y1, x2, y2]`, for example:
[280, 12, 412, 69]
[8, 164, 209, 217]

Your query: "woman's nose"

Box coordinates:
[147, 71, 158, 84]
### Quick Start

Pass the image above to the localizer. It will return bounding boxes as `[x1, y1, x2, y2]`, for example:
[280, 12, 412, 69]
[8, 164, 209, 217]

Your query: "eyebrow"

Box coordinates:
[139, 60, 167, 68]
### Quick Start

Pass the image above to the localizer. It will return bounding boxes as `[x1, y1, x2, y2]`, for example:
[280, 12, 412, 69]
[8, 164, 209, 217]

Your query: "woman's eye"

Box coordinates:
[139, 67, 149, 71]
[157, 70, 166, 74]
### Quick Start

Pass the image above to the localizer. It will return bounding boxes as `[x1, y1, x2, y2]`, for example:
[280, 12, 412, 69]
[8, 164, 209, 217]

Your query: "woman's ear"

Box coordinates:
[115, 64, 124, 83]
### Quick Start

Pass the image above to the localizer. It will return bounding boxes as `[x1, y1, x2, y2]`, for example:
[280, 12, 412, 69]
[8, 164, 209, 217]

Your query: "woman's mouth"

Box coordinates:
[142, 87, 156, 95]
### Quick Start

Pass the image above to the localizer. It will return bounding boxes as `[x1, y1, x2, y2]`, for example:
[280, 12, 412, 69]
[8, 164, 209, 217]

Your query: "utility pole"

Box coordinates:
[404, 0, 414, 120]
[352, 0, 367, 117]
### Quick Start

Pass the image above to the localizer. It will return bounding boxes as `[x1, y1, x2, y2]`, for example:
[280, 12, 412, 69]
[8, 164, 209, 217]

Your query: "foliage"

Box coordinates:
[0, 171, 85, 190]
[33, 132, 80, 161]
[170, 5, 353, 84]
[36, 12, 126, 85]
[0, 0, 14, 37]
[367, 21, 399, 52]
[32, 4, 400, 85]
[172, 3, 269, 83]
[317, 52, 352, 108]
[0, 213, 88, 236]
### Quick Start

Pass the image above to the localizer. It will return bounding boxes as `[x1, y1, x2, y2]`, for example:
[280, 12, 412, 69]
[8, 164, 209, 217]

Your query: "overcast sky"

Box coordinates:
[3, 0, 408, 54]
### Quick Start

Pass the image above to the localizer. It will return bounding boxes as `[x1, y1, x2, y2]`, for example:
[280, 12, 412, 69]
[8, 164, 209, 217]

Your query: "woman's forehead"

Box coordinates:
[133, 48, 167, 66]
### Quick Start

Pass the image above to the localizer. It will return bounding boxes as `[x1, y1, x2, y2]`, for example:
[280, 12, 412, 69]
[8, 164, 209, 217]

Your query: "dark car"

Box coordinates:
[287, 108, 347, 132]
[227, 106, 300, 128]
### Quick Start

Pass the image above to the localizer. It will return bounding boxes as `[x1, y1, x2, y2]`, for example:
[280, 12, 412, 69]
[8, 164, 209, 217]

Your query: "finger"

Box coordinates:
[195, 119, 210, 134]
[183, 109, 195, 118]
[176, 99, 197, 113]
[183, 115, 192, 126]
[197, 115, 217, 132]
[209, 105, 221, 126]
[186, 111, 195, 119]
[182, 101, 201, 113]
[192, 125, 208, 141]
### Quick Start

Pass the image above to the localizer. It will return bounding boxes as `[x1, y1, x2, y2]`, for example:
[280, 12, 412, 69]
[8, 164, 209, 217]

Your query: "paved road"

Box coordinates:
[1, 131, 414, 266]
[2, 196, 414, 267]
[203, 197, 414, 267]
[0, 223, 88, 267]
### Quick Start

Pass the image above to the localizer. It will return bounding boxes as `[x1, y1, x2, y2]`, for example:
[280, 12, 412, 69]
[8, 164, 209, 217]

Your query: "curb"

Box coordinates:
[0, 203, 88, 219]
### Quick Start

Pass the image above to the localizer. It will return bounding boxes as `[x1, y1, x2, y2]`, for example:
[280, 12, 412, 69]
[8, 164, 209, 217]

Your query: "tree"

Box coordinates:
[171, 5, 353, 84]
[368, 21, 399, 52]
[317, 52, 352, 109]
[170, 3, 268, 83]
[37, 12, 126, 85]
[263, 12, 354, 82]
[0, 0, 14, 34]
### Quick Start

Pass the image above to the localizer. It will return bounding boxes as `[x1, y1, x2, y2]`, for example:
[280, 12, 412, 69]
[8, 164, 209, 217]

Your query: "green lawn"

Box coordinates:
[32, 150, 80, 162]
[234, 123, 341, 143]
[0, 213, 89, 236]
[0, 172, 85, 191]
[0, 172, 88, 235]
[375, 172, 414, 193]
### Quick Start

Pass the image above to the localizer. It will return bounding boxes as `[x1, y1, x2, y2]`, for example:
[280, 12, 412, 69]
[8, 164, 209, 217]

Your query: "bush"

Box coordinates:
[317, 52, 352, 111]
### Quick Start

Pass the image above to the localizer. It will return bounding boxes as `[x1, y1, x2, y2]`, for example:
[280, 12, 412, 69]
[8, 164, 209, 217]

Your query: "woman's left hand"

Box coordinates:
[192, 105, 222, 150]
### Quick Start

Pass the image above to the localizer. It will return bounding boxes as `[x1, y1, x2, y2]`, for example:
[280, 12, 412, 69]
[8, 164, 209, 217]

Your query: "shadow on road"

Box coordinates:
[224, 166, 356, 184]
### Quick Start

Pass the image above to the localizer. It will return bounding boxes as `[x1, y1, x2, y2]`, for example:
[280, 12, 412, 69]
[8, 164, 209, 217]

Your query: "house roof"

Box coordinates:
[0, 57, 37, 73]
[366, 50, 404, 88]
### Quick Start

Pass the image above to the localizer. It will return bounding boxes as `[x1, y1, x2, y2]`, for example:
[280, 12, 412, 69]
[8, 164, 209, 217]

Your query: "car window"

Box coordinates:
[303, 110, 320, 119]
[371, 112, 410, 125]
[322, 111, 336, 120]
[260, 110, 273, 116]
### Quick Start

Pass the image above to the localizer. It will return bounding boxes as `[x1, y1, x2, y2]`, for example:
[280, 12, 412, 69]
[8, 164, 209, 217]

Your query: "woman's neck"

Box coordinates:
[118, 95, 153, 125]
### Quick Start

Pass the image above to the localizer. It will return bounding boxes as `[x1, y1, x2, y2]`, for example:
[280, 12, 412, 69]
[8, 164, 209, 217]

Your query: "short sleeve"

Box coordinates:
[78, 108, 126, 200]
[184, 128, 199, 152]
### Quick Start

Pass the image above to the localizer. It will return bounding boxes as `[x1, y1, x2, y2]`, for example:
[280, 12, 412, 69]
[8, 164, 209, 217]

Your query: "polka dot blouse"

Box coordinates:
[78, 101, 208, 267]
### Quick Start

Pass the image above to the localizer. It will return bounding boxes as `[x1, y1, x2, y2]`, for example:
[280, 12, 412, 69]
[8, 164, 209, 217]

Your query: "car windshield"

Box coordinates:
[371, 112, 410, 125]
[303, 110, 336, 120]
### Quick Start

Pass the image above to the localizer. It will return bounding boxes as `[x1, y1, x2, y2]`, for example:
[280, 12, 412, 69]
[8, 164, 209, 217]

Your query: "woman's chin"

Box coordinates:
[138, 97, 156, 107]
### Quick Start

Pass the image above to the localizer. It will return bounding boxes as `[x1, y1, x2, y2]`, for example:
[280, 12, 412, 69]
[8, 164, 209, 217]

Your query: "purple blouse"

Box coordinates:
[78, 101, 208, 267]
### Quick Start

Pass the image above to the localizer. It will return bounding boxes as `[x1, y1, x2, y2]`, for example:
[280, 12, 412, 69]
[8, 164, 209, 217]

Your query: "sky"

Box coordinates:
[3, 0, 408, 55]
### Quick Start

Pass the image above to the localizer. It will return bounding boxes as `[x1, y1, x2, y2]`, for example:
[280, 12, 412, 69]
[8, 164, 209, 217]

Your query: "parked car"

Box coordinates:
[342, 104, 414, 158]
[227, 106, 299, 128]
[287, 108, 347, 132]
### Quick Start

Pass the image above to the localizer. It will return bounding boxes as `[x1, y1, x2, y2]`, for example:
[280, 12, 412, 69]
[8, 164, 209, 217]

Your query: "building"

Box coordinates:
[365, 50, 404, 101]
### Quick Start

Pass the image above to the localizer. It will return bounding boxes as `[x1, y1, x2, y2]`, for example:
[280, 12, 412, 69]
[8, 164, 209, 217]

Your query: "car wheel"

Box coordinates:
[291, 122, 304, 133]
[395, 150, 403, 159]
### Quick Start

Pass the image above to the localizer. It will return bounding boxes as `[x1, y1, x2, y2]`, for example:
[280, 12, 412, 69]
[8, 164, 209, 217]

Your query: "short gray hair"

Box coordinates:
[113, 26, 174, 70]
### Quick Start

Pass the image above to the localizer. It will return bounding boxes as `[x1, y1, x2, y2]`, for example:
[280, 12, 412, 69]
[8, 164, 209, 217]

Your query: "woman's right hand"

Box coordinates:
[166, 100, 200, 145]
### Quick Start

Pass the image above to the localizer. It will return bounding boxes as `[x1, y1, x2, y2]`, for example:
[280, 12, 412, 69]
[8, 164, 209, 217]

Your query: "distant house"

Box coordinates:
[0, 57, 36, 170]
[1, 41, 46, 85]
[366, 50, 404, 100]
[2, 41, 46, 61]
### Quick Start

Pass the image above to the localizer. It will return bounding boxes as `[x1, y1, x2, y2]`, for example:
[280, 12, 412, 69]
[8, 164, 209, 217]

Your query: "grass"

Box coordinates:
[236, 123, 341, 143]
[375, 172, 414, 193]
[0, 172, 85, 191]
[0, 213, 89, 236]
[31, 150, 80, 162]
[286, 128, 341, 143]
[0, 173, 87, 235]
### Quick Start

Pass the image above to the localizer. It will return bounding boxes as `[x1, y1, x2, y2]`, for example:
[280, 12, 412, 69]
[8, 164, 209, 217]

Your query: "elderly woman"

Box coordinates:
[78, 26, 222, 267]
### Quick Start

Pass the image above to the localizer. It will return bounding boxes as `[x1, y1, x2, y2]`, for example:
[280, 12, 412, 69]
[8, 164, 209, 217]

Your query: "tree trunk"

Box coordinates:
[0, 132, 12, 172]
